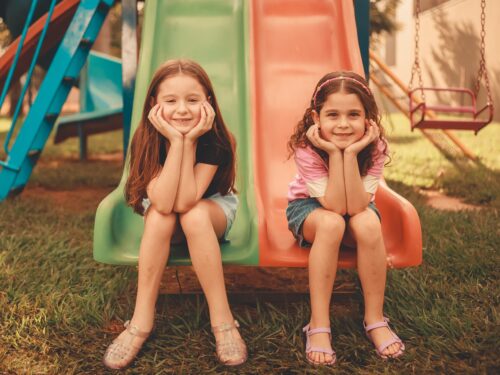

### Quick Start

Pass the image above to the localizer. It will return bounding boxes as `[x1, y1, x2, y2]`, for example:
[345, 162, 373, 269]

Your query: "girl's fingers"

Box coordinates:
[199, 103, 207, 125]
[203, 102, 215, 129]
[202, 102, 211, 127]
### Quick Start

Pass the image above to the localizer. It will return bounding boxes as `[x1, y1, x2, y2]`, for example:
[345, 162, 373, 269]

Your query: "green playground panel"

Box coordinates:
[93, 0, 258, 265]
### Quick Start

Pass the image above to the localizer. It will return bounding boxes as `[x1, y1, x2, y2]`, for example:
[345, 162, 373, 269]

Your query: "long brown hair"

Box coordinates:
[287, 71, 389, 175]
[125, 59, 237, 214]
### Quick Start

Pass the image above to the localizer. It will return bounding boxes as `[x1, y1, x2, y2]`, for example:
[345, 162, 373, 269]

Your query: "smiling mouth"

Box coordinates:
[334, 133, 352, 137]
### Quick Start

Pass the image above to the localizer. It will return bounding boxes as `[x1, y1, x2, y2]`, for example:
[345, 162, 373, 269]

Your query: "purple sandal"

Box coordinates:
[363, 317, 405, 359]
[302, 324, 336, 365]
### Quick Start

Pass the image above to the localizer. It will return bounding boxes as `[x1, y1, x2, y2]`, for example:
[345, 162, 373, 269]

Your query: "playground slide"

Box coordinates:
[0, 0, 79, 90]
[93, 0, 259, 265]
[251, 0, 422, 267]
[54, 51, 123, 146]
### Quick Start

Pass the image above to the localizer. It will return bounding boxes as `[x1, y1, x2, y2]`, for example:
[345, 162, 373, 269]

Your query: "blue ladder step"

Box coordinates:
[0, 160, 18, 171]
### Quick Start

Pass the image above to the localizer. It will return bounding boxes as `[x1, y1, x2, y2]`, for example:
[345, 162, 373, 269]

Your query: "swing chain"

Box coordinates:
[409, 0, 424, 100]
[474, 0, 492, 105]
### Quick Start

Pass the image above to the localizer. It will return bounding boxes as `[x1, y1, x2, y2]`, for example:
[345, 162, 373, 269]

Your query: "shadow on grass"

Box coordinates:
[386, 135, 420, 145]
[436, 160, 500, 208]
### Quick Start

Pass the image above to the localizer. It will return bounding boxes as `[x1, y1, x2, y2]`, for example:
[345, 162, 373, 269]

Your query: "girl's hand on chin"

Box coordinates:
[307, 124, 342, 154]
[345, 119, 379, 155]
[148, 104, 183, 142]
[185, 101, 215, 142]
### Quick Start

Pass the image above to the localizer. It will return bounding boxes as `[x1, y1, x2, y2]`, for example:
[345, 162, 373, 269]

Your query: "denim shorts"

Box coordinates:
[142, 192, 238, 240]
[285, 197, 381, 248]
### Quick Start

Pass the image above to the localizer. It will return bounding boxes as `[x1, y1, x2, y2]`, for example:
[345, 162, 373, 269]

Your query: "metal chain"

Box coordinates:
[409, 0, 425, 100]
[474, 0, 492, 105]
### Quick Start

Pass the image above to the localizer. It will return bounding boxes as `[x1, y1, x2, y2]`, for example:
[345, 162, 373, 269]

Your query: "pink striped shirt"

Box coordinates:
[288, 140, 387, 202]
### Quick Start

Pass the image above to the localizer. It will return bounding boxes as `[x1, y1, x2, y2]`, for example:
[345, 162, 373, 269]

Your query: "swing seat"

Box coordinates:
[409, 87, 493, 134]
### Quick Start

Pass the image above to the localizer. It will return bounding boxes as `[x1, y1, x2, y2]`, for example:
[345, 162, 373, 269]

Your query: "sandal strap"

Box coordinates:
[211, 319, 240, 334]
[124, 320, 152, 339]
[302, 324, 331, 336]
[363, 317, 406, 358]
[305, 346, 335, 356]
[364, 317, 390, 333]
[376, 336, 403, 355]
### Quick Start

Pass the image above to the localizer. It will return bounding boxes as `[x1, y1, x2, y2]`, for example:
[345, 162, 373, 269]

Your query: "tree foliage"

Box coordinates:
[370, 0, 402, 36]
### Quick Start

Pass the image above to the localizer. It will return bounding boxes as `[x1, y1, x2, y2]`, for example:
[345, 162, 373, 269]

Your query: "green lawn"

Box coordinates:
[0, 116, 498, 374]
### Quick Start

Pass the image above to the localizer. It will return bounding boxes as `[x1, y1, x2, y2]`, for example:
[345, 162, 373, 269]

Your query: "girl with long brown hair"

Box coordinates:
[286, 71, 403, 366]
[103, 59, 246, 369]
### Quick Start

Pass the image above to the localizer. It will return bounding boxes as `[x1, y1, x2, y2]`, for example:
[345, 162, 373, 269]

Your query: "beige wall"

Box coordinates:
[375, 0, 500, 121]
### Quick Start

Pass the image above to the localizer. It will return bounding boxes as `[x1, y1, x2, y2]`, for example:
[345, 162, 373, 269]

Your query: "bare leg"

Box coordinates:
[179, 200, 232, 325]
[131, 208, 179, 329]
[104, 207, 179, 369]
[349, 209, 402, 356]
[302, 209, 345, 364]
[180, 200, 246, 365]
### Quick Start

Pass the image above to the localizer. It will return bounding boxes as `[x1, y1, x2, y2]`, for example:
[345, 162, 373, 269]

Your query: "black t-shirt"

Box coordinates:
[159, 133, 231, 198]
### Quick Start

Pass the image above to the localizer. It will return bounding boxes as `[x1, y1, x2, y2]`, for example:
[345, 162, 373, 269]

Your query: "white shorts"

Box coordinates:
[141, 192, 238, 240]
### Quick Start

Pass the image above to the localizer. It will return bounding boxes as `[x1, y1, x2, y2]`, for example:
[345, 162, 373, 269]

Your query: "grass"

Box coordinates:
[0, 115, 499, 374]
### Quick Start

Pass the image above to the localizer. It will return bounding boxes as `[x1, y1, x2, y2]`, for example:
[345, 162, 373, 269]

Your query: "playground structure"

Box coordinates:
[0, 0, 116, 200]
[53, 51, 123, 160]
[369, 0, 494, 161]
[0, 0, 427, 268]
[92, 0, 421, 269]
[407, 0, 493, 135]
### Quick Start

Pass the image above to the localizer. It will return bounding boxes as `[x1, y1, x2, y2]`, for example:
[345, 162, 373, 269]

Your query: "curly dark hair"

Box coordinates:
[287, 71, 389, 176]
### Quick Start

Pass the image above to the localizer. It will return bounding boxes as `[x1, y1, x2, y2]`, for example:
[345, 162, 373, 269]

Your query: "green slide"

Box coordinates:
[93, 0, 258, 265]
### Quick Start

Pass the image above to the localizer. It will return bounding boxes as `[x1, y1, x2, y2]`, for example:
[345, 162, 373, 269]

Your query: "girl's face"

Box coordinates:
[313, 91, 367, 148]
[154, 74, 208, 134]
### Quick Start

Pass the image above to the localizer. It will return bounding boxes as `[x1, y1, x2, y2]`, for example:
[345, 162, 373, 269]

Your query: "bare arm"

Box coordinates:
[307, 124, 347, 215]
[145, 104, 184, 214]
[343, 151, 372, 215]
[344, 121, 380, 215]
[173, 140, 218, 213]
[173, 101, 216, 212]
[317, 151, 347, 215]
[147, 141, 183, 214]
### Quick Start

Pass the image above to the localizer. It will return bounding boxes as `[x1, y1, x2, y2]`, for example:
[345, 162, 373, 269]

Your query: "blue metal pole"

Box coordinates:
[121, 0, 137, 159]
[354, 0, 370, 80]
[5, 0, 57, 153]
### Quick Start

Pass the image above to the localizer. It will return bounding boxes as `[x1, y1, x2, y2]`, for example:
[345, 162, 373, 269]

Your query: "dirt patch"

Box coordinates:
[160, 266, 357, 296]
[23, 186, 115, 212]
[90, 152, 124, 162]
[420, 189, 482, 211]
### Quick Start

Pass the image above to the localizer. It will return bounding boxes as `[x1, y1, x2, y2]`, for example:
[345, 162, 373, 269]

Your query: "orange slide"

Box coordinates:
[251, 0, 422, 268]
[0, 0, 79, 90]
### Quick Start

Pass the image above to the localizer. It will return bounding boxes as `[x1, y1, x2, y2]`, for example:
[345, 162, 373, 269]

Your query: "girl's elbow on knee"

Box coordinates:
[347, 206, 366, 216]
[151, 202, 174, 216]
[332, 208, 346, 216]
[329, 205, 346, 216]
[174, 202, 195, 214]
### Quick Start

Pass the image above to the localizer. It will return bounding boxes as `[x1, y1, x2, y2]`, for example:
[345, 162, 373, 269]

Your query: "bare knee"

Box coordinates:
[179, 202, 212, 237]
[349, 211, 382, 248]
[145, 206, 178, 234]
[315, 212, 346, 242]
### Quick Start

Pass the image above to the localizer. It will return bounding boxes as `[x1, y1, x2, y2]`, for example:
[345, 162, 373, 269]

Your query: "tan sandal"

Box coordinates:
[103, 320, 153, 370]
[211, 320, 247, 366]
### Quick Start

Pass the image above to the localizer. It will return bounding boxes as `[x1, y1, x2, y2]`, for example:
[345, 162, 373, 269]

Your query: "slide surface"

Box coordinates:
[54, 51, 123, 144]
[251, 0, 422, 267]
[93, 0, 259, 265]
